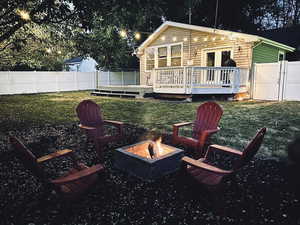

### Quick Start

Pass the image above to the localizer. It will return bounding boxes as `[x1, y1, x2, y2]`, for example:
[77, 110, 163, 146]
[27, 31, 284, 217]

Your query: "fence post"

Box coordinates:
[134, 71, 137, 85]
[122, 71, 124, 86]
[250, 64, 256, 99]
[280, 60, 288, 101]
[108, 70, 111, 85]
[34, 71, 38, 93]
[95, 70, 98, 89]
[75, 71, 78, 91]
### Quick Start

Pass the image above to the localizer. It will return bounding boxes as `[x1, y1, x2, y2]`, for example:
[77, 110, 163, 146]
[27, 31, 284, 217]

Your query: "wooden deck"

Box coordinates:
[92, 85, 153, 98]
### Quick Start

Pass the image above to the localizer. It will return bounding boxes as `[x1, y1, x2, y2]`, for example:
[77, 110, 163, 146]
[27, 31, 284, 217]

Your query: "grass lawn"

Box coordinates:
[1, 91, 300, 159]
[1, 91, 300, 225]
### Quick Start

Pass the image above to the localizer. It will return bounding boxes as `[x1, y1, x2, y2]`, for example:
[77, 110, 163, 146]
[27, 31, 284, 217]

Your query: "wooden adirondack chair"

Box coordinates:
[9, 136, 104, 200]
[172, 102, 223, 158]
[76, 99, 124, 159]
[181, 128, 267, 191]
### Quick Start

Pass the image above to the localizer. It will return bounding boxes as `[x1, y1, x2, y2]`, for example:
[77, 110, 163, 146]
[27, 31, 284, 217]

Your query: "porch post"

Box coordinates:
[152, 69, 156, 91]
[183, 67, 187, 94]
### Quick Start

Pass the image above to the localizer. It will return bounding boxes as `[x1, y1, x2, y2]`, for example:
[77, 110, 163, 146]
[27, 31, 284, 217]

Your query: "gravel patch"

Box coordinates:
[0, 124, 299, 225]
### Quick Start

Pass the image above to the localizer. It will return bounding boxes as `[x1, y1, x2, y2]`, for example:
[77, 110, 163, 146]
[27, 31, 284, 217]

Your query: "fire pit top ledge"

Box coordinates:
[115, 140, 184, 163]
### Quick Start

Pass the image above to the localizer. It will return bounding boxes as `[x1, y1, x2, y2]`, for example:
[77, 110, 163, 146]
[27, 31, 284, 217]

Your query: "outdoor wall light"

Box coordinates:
[183, 37, 188, 42]
[160, 36, 166, 41]
[172, 37, 177, 41]
[203, 37, 208, 41]
[193, 37, 198, 42]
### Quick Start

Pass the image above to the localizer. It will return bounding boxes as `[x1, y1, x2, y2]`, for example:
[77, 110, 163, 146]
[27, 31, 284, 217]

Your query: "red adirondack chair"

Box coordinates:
[172, 102, 223, 158]
[9, 136, 104, 200]
[181, 127, 267, 191]
[76, 99, 124, 159]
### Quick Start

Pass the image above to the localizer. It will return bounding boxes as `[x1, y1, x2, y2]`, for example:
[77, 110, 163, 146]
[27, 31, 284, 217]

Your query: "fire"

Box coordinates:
[148, 136, 165, 158]
[154, 137, 164, 156]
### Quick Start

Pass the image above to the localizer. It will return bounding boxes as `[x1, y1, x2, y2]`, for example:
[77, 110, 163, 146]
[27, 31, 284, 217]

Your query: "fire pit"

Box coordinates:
[114, 138, 184, 181]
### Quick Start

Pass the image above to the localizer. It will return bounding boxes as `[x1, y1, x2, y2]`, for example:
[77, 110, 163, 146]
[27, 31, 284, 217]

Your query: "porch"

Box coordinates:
[152, 67, 250, 95]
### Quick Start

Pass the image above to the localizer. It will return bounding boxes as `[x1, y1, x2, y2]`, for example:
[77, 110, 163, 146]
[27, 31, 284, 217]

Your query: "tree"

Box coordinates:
[0, 23, 77, 70]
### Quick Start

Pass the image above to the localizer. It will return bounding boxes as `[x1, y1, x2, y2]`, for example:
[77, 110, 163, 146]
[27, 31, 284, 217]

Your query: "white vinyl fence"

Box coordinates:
[0, 71, 97, 95]
[97, 71, 139, 86]
[253, 61, 300, 101]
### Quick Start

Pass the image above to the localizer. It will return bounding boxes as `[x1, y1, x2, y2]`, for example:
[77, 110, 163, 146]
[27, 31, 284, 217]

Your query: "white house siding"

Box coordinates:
[139, 26, 253, 86]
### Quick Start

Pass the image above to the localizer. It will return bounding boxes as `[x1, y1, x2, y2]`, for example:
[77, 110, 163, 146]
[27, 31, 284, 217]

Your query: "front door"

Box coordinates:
[203, 48, 233, 82]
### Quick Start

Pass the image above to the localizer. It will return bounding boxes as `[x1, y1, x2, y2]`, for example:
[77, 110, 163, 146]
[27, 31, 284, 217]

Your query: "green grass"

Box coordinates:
[1, 91, 300, 159]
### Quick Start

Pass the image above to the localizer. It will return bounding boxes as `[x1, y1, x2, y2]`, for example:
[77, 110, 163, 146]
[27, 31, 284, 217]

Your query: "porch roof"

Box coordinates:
[137, 21, 295, 54]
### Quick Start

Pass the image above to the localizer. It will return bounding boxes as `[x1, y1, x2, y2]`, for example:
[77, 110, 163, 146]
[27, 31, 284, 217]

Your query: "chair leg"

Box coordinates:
[95, 141, 104, 162]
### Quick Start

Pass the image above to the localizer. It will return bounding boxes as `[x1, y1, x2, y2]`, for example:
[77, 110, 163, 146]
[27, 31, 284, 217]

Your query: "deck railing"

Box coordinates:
[153, 67, 249, 94]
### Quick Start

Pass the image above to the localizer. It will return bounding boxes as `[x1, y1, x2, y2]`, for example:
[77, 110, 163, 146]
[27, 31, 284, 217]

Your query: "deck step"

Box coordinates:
[92, 90, 139, 98]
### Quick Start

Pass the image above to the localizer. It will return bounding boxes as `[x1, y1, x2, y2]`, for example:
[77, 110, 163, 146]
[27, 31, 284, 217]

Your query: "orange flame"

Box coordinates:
[154, 137, 164, 156]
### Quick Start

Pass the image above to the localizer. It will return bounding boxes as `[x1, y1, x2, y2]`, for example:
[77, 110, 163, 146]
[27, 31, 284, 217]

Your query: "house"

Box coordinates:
[64, 56, 98, 72]
[255, 25, 300, 61]
[136, 21, 295, 98]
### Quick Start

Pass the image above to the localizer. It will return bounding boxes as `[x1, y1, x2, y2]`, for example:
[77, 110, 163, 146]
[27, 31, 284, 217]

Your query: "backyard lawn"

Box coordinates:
[0, 91, 300, 225]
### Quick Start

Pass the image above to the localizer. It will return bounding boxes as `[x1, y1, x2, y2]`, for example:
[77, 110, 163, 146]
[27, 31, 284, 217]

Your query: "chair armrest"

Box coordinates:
[207, 144, 243, 156]
[202, 127, 220, 136]
[173, 122, 192, 137]
[78, 124, 96, 130]
[173, 122, 192, 127]
[37, 149, 73, 163]
[51, 164, 104, 185]
[104, 120, 124, 126]
[182, 156, 232, 174]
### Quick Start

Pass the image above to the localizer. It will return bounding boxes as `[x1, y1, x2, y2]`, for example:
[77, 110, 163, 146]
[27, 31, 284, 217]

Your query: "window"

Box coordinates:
[145, 43, 183, 71]
[158, 47, 167, 67]
[146, 48, 155, 71]
[171, 45, 182, 66]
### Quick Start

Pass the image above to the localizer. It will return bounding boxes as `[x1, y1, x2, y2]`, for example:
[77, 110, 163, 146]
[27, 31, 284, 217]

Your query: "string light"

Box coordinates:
[16, 9, 30, 21]
[119, 29, 127, 38]
[134, 32, 141, 40]
[46, 48, 51, 53]
[57, 50, 62, 54]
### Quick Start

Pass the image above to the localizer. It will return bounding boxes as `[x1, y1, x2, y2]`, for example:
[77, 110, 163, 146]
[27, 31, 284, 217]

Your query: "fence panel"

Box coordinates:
[284, 61, 300, 101]
[97, 71, 140, 86]
[0, 71, 96, 95]
[253, 63, 280, 100]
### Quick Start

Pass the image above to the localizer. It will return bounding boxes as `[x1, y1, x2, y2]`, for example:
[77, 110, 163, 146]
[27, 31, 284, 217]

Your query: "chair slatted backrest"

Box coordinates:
[192, 102, 223, 139]
[9, 136, 46, 180]
[76, 100, 104, 136]
[234, 128, 267, 170]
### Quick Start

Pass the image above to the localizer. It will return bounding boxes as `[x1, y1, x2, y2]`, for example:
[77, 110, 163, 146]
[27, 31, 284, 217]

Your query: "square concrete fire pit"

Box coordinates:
[114, 140, 184, 181]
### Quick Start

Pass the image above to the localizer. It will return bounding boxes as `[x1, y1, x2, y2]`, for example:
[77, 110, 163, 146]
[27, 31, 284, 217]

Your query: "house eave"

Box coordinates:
[137, 21, 295, 53]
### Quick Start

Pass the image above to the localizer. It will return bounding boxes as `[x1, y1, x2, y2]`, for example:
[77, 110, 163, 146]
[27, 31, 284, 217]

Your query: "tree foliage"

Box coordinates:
[1, 0, 300, 70]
